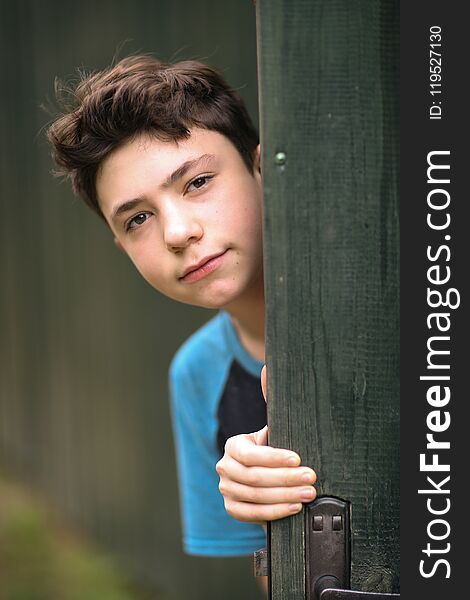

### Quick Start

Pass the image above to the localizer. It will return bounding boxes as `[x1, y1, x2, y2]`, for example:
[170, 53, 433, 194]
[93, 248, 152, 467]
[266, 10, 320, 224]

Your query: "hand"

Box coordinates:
[215, 366, 317, 524]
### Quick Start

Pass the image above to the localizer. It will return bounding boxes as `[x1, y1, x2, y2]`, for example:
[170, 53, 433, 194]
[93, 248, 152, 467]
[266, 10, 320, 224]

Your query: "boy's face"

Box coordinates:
[96, 129, 263, 310]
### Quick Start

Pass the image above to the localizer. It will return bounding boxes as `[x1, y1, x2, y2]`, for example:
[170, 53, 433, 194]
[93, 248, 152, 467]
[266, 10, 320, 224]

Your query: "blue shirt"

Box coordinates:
[169, 311, 267, 556]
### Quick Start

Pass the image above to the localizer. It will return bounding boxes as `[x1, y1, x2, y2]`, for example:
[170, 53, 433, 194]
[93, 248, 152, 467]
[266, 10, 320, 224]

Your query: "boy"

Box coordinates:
[47, 55, 316, 560]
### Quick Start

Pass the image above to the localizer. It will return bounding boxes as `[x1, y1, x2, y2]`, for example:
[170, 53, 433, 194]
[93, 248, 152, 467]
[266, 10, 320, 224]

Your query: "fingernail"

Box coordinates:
[287, 454, 300, 466]
[302, 471, 314, 483]
[301, 487, 314, 500]
[289, 503, 302, 513]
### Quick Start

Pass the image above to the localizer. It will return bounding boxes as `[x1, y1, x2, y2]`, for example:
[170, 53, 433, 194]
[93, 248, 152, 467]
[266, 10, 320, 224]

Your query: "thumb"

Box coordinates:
[253, 425, 268, 446]
[261, 365, 267, 402]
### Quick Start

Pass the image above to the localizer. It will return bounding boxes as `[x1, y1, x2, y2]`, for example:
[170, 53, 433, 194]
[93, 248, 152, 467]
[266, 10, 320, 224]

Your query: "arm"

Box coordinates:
[216, 366, 317, 524]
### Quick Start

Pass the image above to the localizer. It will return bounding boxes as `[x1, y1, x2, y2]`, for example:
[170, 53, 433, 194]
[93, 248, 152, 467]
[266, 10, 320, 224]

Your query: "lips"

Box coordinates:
[180, 250, 227, 282]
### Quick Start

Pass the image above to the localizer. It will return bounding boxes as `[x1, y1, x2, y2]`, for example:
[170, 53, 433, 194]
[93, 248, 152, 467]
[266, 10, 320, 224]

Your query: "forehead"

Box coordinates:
[96, 128, 236, 210]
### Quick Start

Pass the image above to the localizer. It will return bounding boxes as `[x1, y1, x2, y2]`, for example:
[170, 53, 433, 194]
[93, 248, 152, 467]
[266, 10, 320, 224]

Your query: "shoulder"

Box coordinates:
[169, 312, 233, 434]
[169, 311, 231, 386]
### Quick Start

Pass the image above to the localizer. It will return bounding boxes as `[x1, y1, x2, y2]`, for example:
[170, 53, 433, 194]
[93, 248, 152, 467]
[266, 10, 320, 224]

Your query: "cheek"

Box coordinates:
[224, 186, 263, 234]
[125, 246, 166, 287]
[243, 200, 263, 239]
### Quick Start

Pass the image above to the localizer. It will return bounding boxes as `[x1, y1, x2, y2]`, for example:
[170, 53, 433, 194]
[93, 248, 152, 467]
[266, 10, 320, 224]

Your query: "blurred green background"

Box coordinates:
[0, 1, 262, 598]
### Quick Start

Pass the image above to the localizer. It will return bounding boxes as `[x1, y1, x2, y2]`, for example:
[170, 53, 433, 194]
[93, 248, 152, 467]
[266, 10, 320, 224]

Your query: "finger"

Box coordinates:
[261, 365, 267, 402]
[225, 500, 304, 523]
[218, 456, 316, 487]
[253, 425, 268, 446]
[226, 434, 301, 468]
[220, 480, 317, 505]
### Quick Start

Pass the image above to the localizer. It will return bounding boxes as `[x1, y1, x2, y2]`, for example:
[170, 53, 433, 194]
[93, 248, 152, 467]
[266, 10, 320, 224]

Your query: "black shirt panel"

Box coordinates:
[216, 359, 267, 457]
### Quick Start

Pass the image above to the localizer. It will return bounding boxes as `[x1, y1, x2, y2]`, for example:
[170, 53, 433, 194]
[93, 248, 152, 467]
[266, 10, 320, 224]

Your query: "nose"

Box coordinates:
[162, 204, 203, 252]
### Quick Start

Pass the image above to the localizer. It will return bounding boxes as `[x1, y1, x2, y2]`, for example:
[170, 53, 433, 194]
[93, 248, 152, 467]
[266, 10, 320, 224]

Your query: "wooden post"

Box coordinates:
[256, 1, 399, 598]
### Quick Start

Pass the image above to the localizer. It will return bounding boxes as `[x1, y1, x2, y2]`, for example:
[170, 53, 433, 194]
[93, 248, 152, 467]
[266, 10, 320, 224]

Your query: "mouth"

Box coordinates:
[180, 250, 228, 283]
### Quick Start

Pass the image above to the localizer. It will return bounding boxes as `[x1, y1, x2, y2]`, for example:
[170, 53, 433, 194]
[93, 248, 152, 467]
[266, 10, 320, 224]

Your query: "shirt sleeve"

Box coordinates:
[169, 352, 266, 557]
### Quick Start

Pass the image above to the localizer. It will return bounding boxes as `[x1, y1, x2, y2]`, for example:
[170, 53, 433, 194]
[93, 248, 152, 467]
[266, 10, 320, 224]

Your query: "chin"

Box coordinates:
[191, 295, 235, 311]
[185, 282, 245, 311]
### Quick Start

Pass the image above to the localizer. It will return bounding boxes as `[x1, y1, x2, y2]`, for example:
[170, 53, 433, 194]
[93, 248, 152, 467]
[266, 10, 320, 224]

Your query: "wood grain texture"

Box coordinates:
[256, 1, 399, 597]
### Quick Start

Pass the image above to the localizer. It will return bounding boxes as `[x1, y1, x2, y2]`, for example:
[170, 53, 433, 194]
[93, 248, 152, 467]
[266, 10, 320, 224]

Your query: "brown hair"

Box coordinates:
[47, 55, 259, 218]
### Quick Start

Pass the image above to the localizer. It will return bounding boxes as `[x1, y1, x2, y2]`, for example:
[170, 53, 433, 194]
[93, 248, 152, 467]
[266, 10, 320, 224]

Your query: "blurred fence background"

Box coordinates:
[0, 1, 262, 598]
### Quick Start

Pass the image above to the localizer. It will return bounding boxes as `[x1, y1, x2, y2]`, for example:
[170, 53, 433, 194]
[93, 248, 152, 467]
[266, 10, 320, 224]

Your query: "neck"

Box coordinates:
[224, 275, 265, 362]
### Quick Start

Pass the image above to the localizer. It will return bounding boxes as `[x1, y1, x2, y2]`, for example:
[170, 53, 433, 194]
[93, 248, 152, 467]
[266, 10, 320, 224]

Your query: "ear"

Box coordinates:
[113, 237, 125, 252]
[254, 144, 261, 173]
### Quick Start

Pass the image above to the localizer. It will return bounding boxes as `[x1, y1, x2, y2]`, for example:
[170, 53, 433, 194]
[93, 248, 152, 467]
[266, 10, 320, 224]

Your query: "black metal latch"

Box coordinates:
[254, 496, 400, 599]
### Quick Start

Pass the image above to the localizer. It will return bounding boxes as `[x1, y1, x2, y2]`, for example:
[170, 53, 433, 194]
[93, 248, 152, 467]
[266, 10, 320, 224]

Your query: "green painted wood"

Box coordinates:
[256, 1, 399, 597]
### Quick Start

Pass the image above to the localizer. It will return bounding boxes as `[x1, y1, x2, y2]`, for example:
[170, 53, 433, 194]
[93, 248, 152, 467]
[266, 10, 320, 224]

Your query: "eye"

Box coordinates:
[126, 212, 151, 232]
[186, 175, 213, 192]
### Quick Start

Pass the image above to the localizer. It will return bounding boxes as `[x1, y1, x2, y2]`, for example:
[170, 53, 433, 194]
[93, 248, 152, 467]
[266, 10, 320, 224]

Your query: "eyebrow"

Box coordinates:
[111, 198, 145, 222]
[162, 153, 216, 188]
[110, 153, 216, 222]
